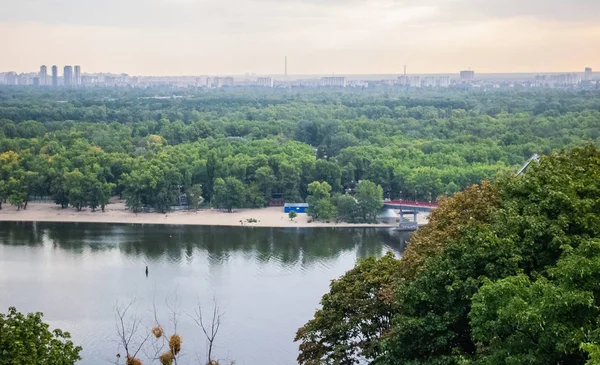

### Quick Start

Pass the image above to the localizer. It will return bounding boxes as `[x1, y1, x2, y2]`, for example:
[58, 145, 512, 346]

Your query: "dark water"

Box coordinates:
[0, 222, 409, 365]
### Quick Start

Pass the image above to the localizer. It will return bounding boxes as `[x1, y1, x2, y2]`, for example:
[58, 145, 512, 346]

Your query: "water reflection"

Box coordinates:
[0, 222, 408, 266]
[0, 222, 410, 365]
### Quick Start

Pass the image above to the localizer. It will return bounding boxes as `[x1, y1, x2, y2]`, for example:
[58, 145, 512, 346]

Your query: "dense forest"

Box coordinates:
[0, 86, 599, 215]
[296, 145, 600, 365]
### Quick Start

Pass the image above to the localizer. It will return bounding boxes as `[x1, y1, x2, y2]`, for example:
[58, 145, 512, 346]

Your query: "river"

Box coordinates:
[0, 222, 410, 365]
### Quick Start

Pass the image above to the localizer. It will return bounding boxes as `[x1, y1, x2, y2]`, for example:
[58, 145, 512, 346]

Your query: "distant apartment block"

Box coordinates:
[52, 65, 58, 87]
[397, 75, 409, 86]
[39, 65, 48, 85]
[213, 76, 234, 88]
[321, 76, 346, 87]
[74, 66, 81, 86]
[423, 76, 436, 87]
[63, 66, 73, 86]
[256, 77, 274, 87]
[585, 67, 592, 81]
[437, 76, 451, 88]
[535, 73, 581, 87]
[460, 70, 475, 81]
[409, 76, 421, 88]
[552, 73, 580, 85]
[5, 72, 18, 85]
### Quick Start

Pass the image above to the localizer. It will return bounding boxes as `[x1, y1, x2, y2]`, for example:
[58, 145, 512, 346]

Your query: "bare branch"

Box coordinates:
[189, 297, 224, 364]
[113, 299, 149, 361]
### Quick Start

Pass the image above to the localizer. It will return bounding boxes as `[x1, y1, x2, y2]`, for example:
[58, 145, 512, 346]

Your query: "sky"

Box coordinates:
[1, 0, 599, 76]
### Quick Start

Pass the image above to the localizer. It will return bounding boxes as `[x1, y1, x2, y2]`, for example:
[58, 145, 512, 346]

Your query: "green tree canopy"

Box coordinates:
[0, 307, 82, 365]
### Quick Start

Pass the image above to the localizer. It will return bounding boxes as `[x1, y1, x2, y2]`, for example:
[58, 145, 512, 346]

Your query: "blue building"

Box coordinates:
[284, 203, 308, 213]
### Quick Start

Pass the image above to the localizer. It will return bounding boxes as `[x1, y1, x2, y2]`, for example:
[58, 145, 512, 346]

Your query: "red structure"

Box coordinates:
[386, 200, 439, 209]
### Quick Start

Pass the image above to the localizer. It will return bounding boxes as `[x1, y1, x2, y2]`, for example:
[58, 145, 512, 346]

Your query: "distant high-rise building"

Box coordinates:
[6, 72, 18, 85]
[409, 76, 421, 88]
[33, 77, 40, 86]
[52, 65, 58, 87]
[585, 67, 592, 81]
[256, 77, 274, 87]
[437, 76, 451, 88]
[460, 70, 475, 81]
[321, 76, 346, 87]
[74, 65, 81, 86]
[212, 76, 234, 88]
[397, 75, 409, 86]
[39, 65, 48, 85]
[63, 66, 73, 86]
[423, 76, 435, 87]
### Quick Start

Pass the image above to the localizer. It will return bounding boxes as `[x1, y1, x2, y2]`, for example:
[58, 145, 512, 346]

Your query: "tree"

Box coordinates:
[114, 301, 150, 365]
[0, 180, 7, 210]
[255, 166, 275, 206]
[355, 180, 383, 223]
[334, 194, 359, 223]
[212, 177, 245, 212]
[0, 307, 82, 365]
[470, 238, 600, 364]
[399, 180, 499, 280]
[64, 169, 87, 211]
[100, 182, 115, 212]
[380, 146, 600, 364]
[50, 172, 70, 209]
[192, 298, 223, 365]
[288, 211, 297, 221]
[8, 176, 26, 210]
[186, 184, 203, 210]
[295, 253, 401, 365]
[306, 181, 335, 221]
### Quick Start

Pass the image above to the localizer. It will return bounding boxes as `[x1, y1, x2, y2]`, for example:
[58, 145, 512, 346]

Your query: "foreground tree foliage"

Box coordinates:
[297, 145, 600, 365]
[295, 252, 401, 364]
[0, 307, 82, 365]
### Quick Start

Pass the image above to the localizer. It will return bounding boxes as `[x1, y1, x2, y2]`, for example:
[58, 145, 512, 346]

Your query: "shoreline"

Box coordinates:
[0, 200, 428, 229]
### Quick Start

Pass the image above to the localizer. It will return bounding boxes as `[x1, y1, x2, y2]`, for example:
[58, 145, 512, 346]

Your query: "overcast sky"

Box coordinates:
[1, 0, 599, 75]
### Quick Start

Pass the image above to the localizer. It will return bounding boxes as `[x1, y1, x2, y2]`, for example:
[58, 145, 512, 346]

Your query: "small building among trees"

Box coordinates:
[284, 203, 308, 213]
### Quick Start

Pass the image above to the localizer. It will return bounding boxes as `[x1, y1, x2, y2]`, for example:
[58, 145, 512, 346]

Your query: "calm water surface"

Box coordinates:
[0, 222, 409, 365]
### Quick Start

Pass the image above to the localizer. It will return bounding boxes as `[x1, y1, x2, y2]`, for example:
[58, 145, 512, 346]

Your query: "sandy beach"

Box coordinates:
[0, 199, 430, 228]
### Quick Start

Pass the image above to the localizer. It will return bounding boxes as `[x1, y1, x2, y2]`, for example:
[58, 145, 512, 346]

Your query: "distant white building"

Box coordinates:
[397, 75, 409, 86]
[256, 77, 274, 87]
[213, 76, 234, 88]
[74, 66, 81, 86]
[423, 76, 435, 87]
[460, 70, 475, 81]
[437, 76, 450, 88]
[321, 76, 346, 87]
[409, 76, 421, 88]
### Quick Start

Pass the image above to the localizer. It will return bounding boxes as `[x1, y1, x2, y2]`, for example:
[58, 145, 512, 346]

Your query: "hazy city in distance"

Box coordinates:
[0, 63, 597, 90]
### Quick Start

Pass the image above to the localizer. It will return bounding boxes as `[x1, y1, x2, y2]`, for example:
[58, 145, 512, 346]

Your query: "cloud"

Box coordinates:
[0, 0, 598, 74]
[447, 0, 600, 22]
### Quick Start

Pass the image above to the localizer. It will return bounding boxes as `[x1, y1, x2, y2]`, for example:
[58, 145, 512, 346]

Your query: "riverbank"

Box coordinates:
[0, 199, 429, 228]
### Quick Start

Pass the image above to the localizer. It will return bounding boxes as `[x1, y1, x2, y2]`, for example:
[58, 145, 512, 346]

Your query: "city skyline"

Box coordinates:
[1, 0, 599, 75]
[1, 63, 594, 89]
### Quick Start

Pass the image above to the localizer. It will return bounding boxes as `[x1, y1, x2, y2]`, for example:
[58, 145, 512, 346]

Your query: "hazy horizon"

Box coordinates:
[2, 0, 599, 76]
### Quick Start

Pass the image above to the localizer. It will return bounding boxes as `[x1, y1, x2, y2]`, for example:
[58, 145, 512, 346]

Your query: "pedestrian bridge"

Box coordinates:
[383, 200, 438, 212]
[382, 200, 438, 231]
